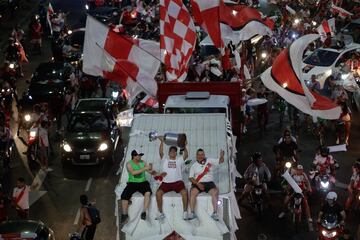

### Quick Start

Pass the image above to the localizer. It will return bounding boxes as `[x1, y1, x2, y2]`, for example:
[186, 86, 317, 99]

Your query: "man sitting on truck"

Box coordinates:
[188, 148, 225, 221]
[155, 137, 189, 221]
[120, 150, 155, 224]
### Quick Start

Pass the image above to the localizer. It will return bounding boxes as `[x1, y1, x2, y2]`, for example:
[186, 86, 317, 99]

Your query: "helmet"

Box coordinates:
[297, 164, 303, 170]
[251, 152, 262, 162]
[326, 191, 337, 203]
[320, 146, 329, 156]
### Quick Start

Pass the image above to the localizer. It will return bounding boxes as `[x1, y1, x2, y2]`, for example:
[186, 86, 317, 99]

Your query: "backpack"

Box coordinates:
[86, 205, 101, 225]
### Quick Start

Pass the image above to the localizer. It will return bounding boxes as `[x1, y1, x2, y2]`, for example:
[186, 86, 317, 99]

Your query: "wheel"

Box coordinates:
[294, 212, 301, 233]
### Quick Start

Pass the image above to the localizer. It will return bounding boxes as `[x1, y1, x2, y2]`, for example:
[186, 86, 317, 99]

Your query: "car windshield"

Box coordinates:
[165, 107, 226, 114]
[69, 113, 109, 132]
[32, 69, 63, 83]
[303, 49, 340, 67]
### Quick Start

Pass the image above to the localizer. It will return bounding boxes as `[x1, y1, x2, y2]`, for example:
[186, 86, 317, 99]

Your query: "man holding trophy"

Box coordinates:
[155, 136, 189, 221]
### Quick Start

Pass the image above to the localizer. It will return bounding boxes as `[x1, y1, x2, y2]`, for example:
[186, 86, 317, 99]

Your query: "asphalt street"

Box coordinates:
[0, 0, 359, 240]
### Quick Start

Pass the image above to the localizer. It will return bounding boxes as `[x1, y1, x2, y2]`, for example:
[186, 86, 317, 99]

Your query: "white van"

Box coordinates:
[115, 113, 240, 240]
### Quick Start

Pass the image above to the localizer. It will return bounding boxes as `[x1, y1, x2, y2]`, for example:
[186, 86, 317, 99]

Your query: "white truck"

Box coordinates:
[115, 113, 240, 240]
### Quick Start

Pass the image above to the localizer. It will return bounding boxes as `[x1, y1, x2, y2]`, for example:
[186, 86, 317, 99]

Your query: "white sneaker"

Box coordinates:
[155, 213, 165, 221]
[182, 212, 188, 220]
[211, 212, 219, 221]
[278, 212, 286, 219]
[187, 212, 198, 220]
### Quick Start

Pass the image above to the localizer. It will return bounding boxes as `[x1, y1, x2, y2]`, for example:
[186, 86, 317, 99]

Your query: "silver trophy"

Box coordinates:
[149, 130, 187, 149]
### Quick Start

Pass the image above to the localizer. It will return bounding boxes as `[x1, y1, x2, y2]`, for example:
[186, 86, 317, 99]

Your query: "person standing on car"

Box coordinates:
[12, 177, 31, 219]
[77, 195, 98, 240]
[38, 120, 52, 172]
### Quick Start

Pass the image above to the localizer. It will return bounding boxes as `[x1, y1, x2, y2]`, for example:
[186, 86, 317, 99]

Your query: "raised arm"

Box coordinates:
[183, 140, 188, 160]
[159, 136, 164, 160]
[219, 149, 225, 164]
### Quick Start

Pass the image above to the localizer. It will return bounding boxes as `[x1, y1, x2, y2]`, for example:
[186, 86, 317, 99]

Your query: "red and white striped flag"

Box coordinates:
[192, 0, 274, 46]
[83, 16, 160, 102]
[330, 4, 353, 19]
[47, 2, 54, 35]
[160, 0, 197, 82]
[317, 18, 336, 42]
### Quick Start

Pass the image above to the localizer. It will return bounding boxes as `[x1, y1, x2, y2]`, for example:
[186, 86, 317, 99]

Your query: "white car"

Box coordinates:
[302, 43, 360, 88]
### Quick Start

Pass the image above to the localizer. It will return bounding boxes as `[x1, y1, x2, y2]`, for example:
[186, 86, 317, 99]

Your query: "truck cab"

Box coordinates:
[164, 92, 231, 122]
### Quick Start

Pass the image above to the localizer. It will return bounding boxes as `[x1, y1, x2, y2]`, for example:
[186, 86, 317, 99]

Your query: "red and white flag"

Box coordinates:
[47, 3, 54, 35]
[83, 16, 160, 102]
[330, 4, 353, 19]
[192, 0, 274, 46]
[317, 18, 336, 42]
[160, 0, 197, 82]
[260, 34, 341, 120]
[140, 94, 159, 108]
[191, 0, 222, 48]
[219, 1, 274, 43]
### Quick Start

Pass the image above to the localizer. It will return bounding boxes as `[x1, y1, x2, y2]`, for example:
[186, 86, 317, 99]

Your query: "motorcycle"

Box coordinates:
[26, 126, 39, 163]
[309, 169, 333, 196]
[318, 214, 343, 240]
[247, 172, 265, 215]
[290, 192, 303, 233]
[0, 86, 14, 113]
[249, 184, 264, 215]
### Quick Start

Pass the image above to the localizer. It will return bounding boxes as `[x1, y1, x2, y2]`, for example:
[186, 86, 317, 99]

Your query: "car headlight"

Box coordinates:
[341, 73, 350, 80]
[98, 143, 108, 151]
[63, 143, 72, 152]
[24, 114, 31, 122]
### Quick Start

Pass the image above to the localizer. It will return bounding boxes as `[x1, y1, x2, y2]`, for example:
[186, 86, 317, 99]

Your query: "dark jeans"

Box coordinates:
[81, 225, 96, 240]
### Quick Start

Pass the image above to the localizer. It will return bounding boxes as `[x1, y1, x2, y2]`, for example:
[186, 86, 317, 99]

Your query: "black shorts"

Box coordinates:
[191, 181, 217, 193]
[121, 181, 152, 200]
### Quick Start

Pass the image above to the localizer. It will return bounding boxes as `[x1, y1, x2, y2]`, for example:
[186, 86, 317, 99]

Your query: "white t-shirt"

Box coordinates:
[189, 158, 219, 183]
[12, 186, 30, 210]
[162, 157, 184, 183]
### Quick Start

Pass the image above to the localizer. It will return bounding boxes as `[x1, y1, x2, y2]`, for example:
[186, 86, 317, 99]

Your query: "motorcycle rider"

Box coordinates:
[275, 130, 298, 176]
[0, 120, 13, 168]
[345, 162, 360, 211]
[238, 152, 271, 203]
[317, 191, 346, 226]
[312, 146, 337, 183]
[278, 165, 313, 223]
[5, 38, 20, 62]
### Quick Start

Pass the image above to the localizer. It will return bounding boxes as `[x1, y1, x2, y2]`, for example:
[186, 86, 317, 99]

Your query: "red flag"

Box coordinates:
[16, 40, 28, 63]
[160, 0, 197, 82]
[330, 4, 353, 19]
[83, 16, 160, 102]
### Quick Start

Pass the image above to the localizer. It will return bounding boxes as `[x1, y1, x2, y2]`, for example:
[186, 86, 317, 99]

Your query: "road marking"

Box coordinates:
[85, 178, 93, 192]
[74, 208, 80, 225]
[32, 169, 48, 191]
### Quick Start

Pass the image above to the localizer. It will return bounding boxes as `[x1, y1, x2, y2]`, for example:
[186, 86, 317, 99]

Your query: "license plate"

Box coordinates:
[80, 155, 90, 160]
